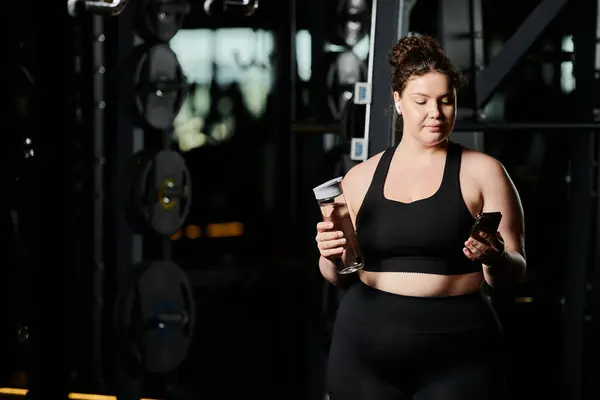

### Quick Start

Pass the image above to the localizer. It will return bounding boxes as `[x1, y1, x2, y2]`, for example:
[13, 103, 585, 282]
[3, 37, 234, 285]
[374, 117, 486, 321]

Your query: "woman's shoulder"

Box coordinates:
[457, 144, 509, 181]
[340, 149, 389, 210]
[342, 149, 387, 187]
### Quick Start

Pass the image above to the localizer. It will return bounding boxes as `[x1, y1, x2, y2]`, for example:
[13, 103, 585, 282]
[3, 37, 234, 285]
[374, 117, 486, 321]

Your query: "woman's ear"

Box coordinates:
[393, 91, 402, 115]
[395, 101, 402, 115]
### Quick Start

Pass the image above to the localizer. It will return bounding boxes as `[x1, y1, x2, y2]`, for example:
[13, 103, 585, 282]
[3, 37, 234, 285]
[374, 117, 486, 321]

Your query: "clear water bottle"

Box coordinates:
[313, 177, 364, 274]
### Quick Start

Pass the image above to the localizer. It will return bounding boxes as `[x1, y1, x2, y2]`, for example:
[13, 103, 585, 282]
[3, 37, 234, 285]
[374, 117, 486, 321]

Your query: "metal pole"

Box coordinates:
[29, 2, 72, 398]
[292, 122, 600, 135]
[105, 5, 143, 399]
[589, 1, 600, 398]
[563, 133, 594, 400]
[562, 0, 598, 397]
[91, 14, 106, 390]
[454, 122, 600, 131]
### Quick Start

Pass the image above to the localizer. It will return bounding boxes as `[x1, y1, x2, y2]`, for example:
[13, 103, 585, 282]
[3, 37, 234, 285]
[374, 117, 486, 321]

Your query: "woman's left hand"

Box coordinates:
[463, 231, 506, 264]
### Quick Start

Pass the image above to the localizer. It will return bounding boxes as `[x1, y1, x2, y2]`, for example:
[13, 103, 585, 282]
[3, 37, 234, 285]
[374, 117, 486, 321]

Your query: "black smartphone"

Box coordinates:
[471, 212, 502, 243]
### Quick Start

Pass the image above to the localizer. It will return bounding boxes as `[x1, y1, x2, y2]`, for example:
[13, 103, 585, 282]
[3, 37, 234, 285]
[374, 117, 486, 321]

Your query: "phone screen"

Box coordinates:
[471, 212, 502, 243]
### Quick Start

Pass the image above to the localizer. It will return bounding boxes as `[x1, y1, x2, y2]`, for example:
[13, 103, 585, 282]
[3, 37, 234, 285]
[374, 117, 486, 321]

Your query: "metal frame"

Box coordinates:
[364, 0, 417, 157]
[591, 2, 600, 399]
[563, 135, 594, 400]
[102, 6, 145, 398]
[565, 2, 600, 399]
[91, 13, 106, 390]
[438, 0, 485, 151]
[468, 0, 485, 77]
[27, 2, 73, 398]
[474, 0, 568, 109]
[454, 122, 600, 131]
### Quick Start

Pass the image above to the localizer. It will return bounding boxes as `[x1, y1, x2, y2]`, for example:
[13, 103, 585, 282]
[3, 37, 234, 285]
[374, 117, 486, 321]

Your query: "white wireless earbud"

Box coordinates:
[395, 101, 402, 115]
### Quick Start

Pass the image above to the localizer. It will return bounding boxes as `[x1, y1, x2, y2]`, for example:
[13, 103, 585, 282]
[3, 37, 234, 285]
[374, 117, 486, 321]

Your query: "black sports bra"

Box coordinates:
[355, 141, 480, 275]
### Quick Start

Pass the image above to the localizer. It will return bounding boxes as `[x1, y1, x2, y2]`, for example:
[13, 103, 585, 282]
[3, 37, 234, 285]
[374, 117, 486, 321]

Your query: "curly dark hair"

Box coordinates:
[388, 35, 466, 95]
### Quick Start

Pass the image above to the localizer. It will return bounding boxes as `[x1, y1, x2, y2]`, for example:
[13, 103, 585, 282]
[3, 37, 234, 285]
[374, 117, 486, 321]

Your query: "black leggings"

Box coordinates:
[326, 281, 507, 400]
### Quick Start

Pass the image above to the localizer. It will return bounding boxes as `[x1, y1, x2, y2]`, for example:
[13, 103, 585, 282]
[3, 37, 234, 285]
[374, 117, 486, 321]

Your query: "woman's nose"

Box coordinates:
[428, 103, 441, 118]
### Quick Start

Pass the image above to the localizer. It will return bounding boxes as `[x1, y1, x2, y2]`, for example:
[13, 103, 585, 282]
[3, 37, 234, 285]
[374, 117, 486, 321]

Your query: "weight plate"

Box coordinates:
[116, 260, 196, 374]
[135, 0, 190, 42]
[325, 51, 367, 120]
[125, 149, 192, 236]
[123, 43, 187, 131]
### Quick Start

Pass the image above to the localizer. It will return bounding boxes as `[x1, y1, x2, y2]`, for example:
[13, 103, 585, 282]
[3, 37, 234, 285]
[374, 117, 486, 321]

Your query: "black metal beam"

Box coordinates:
[475, 0, 568, 109]
[562, 0, 598, 398]
[292, 121, 600, 136]
[365, 0, 417, 157]
[103, 5, 144, 399]
[438, 0, 485, 152]
[91, 14, 107, 390]
[455, 122, 600, 131]
[29, 1, 72, 399]
[589, 2, 600, 394]
[563, 133, 593, 400]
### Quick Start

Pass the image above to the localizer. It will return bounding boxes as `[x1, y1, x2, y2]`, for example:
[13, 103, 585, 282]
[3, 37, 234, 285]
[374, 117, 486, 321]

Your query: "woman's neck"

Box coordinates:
[396, 135, 448, 159]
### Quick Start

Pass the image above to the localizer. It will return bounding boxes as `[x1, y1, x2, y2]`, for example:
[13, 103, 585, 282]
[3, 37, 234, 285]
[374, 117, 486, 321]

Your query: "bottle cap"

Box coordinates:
[313, 177, 343, 201]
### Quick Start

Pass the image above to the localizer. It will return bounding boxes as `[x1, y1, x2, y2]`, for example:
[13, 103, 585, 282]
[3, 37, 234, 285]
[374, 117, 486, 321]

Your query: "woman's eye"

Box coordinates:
[415, 101, 426, 105]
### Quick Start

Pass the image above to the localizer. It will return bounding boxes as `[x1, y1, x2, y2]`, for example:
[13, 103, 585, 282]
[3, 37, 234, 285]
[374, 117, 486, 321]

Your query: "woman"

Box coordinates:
[315, 35, 526, 400]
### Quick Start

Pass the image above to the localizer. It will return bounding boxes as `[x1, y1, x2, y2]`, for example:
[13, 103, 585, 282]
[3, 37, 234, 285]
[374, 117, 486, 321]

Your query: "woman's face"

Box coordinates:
[393, 71, 456, 148]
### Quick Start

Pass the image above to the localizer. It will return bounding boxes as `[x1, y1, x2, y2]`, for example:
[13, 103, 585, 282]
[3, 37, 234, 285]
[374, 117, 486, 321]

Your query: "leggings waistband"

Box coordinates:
[336, 280, 500, 334]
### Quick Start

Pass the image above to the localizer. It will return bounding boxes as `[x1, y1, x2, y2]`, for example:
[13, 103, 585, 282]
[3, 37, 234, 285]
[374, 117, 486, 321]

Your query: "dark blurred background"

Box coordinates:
[0, 0, 599, 399]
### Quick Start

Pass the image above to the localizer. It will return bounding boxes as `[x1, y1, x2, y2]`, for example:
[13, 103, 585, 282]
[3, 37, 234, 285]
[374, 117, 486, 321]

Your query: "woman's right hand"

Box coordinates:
[315, 221, 346, 259]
